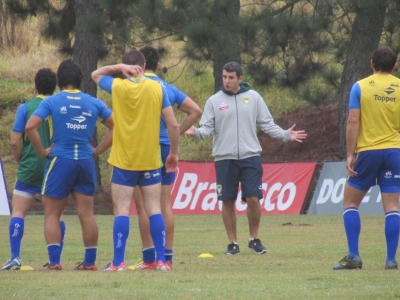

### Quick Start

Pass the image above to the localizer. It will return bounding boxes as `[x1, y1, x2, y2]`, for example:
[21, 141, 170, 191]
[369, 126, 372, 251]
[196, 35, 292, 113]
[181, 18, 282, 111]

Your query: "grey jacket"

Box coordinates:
[193, 83, 291, 161]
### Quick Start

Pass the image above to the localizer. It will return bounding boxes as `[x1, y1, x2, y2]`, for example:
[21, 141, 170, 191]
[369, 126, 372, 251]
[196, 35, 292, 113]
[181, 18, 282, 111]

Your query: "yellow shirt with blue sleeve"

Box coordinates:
[349, 73, 400, 152]
[99, 76, 171, 170]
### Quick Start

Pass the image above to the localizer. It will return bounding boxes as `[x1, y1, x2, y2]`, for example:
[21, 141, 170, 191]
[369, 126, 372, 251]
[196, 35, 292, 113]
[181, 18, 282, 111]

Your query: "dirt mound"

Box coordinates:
[260, 103, 342, 162]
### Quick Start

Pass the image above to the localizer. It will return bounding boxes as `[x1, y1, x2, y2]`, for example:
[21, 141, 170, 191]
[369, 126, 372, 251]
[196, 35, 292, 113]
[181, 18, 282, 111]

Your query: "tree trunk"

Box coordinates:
[73, 0, 102, 192]
[212, 0, 241, 92]
[338, 0, 388, 158]
[0, 0, 3, 46]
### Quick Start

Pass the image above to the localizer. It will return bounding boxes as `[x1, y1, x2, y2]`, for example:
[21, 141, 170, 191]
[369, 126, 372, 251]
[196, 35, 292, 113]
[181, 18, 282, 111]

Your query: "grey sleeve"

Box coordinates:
[256, 96, 291, 141]
[193, 100, 215, 140]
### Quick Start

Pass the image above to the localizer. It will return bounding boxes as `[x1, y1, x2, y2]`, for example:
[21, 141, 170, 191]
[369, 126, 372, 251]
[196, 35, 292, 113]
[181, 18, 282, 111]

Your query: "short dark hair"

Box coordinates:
[57, 59, 83, 90]
[139, 46, 159, 71]
[122, 49, 146, 67]
[35, 68, 56, 95]
[222, 62, 243, 78]
[372, 46, 398, 72]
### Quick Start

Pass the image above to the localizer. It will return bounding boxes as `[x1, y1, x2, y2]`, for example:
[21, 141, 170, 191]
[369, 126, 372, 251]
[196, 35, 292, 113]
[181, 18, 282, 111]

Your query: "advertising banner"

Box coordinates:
[0, 160, 11, 215]
[307, 161, 382, 215]
[131, 161, 316, 215]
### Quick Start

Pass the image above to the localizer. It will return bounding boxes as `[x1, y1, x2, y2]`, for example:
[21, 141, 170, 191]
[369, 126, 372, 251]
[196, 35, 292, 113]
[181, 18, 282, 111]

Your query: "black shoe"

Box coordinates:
[333, 255, 362, 270]
[248, 238, 267, 254]
[225, 243, 240, 255]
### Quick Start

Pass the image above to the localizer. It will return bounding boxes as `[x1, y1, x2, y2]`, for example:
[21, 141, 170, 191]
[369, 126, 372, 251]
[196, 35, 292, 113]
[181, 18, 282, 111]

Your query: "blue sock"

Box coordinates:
[113, 216, 130, 266]
[165, 249, 173, 264]
[9, 217, 24, 259]
[385, 211, 400, 262]
[343, 207, 361, 258]
[84, 247, 97, 266]
[149, 214, 166, 263]
[47, 244, 61, 265]
[59, 221, 66, 254]
[142, 247, 156, 264]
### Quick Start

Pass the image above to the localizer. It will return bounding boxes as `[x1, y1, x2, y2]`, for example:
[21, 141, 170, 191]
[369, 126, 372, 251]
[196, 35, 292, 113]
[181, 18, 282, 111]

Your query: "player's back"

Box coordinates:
[357, 73, 400, 152]
[34, 90, 110, 160]
[109, 78, 164, 170]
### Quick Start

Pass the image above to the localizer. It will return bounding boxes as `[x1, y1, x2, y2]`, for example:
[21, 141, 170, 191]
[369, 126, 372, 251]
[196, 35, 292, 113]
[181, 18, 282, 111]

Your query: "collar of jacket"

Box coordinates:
[222, 82, 252, 96]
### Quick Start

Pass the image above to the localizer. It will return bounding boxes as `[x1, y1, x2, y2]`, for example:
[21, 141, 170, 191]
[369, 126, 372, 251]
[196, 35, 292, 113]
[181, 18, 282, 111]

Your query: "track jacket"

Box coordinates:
[193, 82, 291, 161]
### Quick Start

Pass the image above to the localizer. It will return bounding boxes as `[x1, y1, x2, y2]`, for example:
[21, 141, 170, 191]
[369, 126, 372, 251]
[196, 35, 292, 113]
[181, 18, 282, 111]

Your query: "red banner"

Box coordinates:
[131, 161, 316, 215]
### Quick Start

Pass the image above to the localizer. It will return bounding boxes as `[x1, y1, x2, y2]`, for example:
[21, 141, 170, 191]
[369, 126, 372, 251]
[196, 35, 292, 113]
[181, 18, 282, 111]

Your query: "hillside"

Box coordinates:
[260, 103, 341, 163]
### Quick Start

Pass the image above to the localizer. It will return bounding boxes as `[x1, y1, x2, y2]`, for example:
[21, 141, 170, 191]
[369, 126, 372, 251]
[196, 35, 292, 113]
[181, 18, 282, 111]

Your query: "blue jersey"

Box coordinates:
[144, 72, 187, 144]
[33, 90, 112, 160]
[13, 103, 28, 133]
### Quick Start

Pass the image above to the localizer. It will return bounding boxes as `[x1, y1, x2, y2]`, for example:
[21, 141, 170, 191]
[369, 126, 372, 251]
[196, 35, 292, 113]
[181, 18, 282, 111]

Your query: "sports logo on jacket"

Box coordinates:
[243, 97, 250, 107]
[219, 102, 229, 111]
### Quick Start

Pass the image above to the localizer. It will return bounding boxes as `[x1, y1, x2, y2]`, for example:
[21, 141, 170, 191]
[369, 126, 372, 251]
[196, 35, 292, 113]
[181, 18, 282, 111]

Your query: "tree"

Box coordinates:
[337, 0, 388, 158]
[6, 0, 107, 193]
[6, 0, 400, 166]
[74, 0, 103, 188]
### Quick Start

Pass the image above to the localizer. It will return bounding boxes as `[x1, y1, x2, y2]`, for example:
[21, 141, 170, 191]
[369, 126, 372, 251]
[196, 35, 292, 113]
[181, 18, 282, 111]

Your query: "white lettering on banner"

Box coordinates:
[172, 171, 300, 212]
[264, 183, 281, 211]
[201, 183, 218, 211]
[173, 173, 197, 209]
[278, 183, 296, 210]
[316, 179, 334, 204]
[190, 182, 209, 210]
[261, 182, 296, 211]
[235, 191, 246, 212]
[316, 178, 381, 205]
[331, 178, 346, 203]
[174, 173, 219, 211]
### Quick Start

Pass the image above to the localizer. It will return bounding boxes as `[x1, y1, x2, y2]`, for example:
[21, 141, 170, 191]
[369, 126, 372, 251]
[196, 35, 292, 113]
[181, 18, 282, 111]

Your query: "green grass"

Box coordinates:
[0, 214, 398, 299]
[0, 79, 31, 110]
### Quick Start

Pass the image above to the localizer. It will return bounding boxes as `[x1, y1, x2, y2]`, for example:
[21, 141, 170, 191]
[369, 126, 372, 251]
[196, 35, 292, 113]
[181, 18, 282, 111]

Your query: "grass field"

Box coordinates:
[0, 214, 398, 300]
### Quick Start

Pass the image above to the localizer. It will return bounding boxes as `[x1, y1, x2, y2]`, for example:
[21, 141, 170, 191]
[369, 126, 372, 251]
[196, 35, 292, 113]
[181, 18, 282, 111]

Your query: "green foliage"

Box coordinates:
[0, 214, 399, 299]
[0, 80, 31, 110]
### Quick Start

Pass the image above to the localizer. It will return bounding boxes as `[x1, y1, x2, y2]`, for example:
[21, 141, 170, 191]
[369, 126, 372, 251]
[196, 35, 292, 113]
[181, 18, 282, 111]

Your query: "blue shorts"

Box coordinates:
[215, 156, 263, 201]
[111, 166, 162, 187]
[161, 144, 175, 185]
[42, 157, 96, 198]
[14, 180, 41, 195]
[347, 149, 400, 193]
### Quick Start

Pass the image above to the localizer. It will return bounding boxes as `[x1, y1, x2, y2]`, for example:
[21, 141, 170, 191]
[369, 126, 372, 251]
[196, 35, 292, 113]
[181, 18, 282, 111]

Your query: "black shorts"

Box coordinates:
[215, 156, 263, 201]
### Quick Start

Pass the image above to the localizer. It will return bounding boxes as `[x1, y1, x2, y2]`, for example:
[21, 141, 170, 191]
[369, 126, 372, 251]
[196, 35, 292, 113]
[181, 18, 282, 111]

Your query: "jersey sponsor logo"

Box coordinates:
[67, 96, 81, 100]
[144, 172, 151, 179]
[369, 80, 375, 85]
[384, 171, 393, 179]
[381, 87, 395, 95]
[390, 84, 399, 87]
[60, 106, 67, 114]
[66, 123, 87, 130]
[82, 111, 92, 117]
[69, 105, 81, 109]
[71, 116, 86, 123]
[219, 102, 229, 111]
[67, 116, 87, 130]
[152, 172, 160, 177]
[374, 94, 396, 102]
